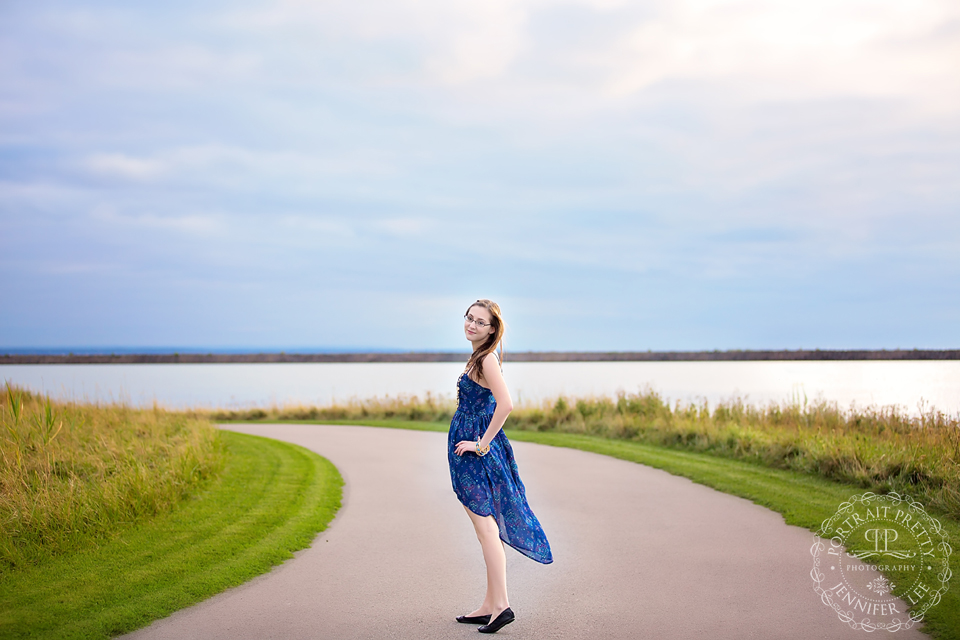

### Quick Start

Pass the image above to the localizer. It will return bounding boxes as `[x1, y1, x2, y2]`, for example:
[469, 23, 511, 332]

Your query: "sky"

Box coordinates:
[1, 0, 958, 352]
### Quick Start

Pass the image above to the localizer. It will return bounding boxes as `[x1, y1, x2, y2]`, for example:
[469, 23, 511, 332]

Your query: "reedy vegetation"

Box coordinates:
[0, 431, 342, 640]
[208, 390, 960, 519]
[1, 384, 223, 572]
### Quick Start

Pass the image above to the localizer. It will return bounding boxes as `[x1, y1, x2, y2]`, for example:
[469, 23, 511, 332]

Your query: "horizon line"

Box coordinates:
[2, 348, 959, 364]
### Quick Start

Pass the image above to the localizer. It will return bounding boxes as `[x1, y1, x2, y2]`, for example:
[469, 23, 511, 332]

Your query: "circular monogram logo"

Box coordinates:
[810, 492, 952, 632]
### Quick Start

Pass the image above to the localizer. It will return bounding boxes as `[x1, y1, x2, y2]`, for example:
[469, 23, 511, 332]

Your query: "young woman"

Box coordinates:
[448, 299, 553, 634]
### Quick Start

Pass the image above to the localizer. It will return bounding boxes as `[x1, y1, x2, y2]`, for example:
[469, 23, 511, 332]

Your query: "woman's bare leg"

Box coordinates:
[463, 505, 510, 619]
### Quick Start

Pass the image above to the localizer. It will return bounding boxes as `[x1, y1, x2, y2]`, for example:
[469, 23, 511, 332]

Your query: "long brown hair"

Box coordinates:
[465, 299, 505, 382]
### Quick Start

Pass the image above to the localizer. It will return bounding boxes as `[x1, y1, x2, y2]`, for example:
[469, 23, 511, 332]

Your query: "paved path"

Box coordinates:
[123, 424, 924, 639]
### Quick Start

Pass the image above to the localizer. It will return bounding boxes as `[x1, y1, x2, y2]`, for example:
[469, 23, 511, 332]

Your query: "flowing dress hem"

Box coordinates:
[458, 500, 554, 565]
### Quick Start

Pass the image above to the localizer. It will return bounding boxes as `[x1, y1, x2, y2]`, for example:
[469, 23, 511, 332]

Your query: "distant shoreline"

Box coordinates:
[2, 349, 958, 364]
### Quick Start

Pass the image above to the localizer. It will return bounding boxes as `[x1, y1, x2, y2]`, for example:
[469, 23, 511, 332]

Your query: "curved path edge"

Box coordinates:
[122, 424, 925, 640]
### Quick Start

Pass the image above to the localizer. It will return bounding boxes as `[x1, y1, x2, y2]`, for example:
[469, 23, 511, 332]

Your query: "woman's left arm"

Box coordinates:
[478, 352, 513, 448]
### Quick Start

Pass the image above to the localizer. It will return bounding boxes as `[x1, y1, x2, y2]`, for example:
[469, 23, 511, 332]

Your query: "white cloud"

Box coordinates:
[90, 205, 222, 235]
[80, 145, 401, 189]
[85, 153, 165, 180]
[371, 216, 430, 237]
[278, 215, 357, 238]
[214, 0, 960, 111]
[3, 0, 958, 350]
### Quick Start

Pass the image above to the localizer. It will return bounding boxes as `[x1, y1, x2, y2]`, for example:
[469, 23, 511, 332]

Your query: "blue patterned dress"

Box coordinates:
[448, 373, 553, 564]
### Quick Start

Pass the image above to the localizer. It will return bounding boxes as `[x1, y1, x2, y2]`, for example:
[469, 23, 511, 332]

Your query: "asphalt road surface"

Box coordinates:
[122, 424, 925, 640]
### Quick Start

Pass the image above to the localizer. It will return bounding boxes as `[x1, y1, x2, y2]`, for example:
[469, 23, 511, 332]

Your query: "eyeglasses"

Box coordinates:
[464, 313, 491, 329]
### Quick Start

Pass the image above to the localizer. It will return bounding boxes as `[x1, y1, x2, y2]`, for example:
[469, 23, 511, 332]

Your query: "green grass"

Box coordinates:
[0, 430, 343, 640]
[203, 388, 960, 521]
[236, 417, 960, 640]
[1, 385, 223, 572]
[507, 430, 960, 640]
[6, 386, 952, 639]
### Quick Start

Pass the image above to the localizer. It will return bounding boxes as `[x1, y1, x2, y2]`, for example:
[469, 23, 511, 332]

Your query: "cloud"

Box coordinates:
[212, 0, 960, 110]
[85, 153, 165, 179]
[1, 0, 957, 349]
[90, 205, 222, 235]
[372, 217, 430, 237]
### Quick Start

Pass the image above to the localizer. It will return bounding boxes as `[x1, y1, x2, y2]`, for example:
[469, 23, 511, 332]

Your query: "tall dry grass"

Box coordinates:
[207, 389, 960, 519]
[206, 392, 455, 424]
[0, 384, 223, 572]
[508, 391, 960, 519]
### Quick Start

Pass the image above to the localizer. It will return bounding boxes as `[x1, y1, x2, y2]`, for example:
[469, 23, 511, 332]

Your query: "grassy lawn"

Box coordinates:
[204, 388, 960, 521]
[1, 386, 223, 572]
[267, 418, 960, 640]
[4, 411, 954, 639]
[0, 431, 343, 640]
[514, 430, 960, 640]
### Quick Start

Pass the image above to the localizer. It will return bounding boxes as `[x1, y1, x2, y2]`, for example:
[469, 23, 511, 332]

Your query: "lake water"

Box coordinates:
[2, 361, 959, 416]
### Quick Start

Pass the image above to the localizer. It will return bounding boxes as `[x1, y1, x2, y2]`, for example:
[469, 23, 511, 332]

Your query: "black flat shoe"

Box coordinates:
[478, 608, 514, 633]
[456, 614, 491, 624]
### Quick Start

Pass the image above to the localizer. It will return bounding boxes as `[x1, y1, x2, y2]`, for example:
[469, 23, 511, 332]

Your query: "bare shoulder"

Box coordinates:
[482, 351, 501, 369]
[480, 352, 503, 383]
